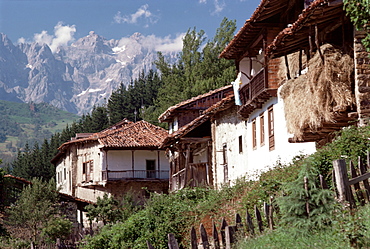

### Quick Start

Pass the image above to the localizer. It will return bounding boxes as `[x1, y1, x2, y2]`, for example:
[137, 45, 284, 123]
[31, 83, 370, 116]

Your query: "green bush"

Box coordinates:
[277, 159, 337, 232]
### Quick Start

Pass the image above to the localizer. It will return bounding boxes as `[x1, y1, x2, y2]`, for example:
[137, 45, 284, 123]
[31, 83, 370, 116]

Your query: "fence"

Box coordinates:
[146, 202, 275, 249]
[333, 155, 370, 208]
[148, 153, 370, 249]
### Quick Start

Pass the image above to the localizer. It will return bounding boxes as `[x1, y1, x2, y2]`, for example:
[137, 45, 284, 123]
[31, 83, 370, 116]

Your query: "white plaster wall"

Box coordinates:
[213, 106, 248, 188]
[56, 148, 74, 195]
[75, 143, 102, 183]
[75, 186, 108, 203]
[106, 150, 169, 171]
[239, 55, 265, 85]
[245, 97, 316, 175]
[212, 97, 316, 188]
[106, 150, 132, 171]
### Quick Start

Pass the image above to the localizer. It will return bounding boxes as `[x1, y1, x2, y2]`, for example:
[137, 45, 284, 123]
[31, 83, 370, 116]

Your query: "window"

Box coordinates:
[252, 118, 257, 149]
[260, 114, 265, 146]
[238, 135, 243, 153]
[64, 168, 66, 181]
[83, 162, 87, 174]
[268, 106, 275, 151]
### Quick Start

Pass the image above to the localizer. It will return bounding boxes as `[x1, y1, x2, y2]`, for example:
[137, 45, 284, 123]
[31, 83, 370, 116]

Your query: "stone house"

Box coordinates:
[52, 119, 170, 206]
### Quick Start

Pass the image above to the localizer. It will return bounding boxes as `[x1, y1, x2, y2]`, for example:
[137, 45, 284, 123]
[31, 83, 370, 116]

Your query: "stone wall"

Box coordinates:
[354, 30, 370, 126]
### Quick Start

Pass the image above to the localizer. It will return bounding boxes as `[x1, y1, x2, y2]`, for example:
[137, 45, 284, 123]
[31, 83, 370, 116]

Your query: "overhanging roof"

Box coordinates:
[161, 95, 235, 148]
[219, 0, 293, 60]
[266, 0, 344, 58]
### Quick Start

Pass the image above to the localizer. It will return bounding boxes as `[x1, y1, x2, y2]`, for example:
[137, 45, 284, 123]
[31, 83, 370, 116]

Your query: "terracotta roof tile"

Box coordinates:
[56, 120, 168, 153]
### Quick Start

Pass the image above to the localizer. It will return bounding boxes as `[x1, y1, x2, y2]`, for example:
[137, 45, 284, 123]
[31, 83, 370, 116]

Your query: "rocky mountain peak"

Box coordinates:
[0, 32, 175, 115]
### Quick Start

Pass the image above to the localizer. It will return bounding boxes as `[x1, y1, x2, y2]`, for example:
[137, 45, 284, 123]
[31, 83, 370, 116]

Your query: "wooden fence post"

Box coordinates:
[254, 205, 263, 233]
[263, 202, 269, 226]
[359, 156, 370, 202]
[319, 174, 328, 189]
[146, 240, 155, 249]
[200, 223, 209, 249]
[220, 218, 228, 247]
[168, 233, 179, 249]
[225, 226, 236, 249]
[246, 210, 254, 236]
[350, 160, 365, 205]
[212, 221, 220, 249]
[304, 176, 310, 217]
[333, 159, 355, 207]
[190, 226, 197, 249]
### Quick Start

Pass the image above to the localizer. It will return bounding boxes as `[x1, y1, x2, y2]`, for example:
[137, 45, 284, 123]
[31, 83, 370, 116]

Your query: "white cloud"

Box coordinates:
[114, 4, 158, 26]
[150, 34, 185, 53]
[33, 22, 76, 53]
[212, 0, 226, 15]
[199, 0, 207, 3]
[17, 37, 26, 44]
[117, 33, 185, 53]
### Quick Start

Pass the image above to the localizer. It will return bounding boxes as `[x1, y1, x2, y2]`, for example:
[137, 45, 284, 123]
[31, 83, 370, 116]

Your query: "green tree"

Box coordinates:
[147, 18, 237, 125]
[6, 178, 72, 245]
[277, 159, 337, 232]
[86, 193, 123, 225]
[344, 0, 370, 51]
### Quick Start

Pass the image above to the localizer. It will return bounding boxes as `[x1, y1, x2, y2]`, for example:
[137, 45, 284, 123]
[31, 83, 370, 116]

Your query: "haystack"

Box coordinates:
[279, 44, 354, 140]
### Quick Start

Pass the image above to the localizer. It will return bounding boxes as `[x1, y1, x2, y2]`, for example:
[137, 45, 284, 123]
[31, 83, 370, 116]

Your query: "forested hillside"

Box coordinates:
[0, 100, 79, 163]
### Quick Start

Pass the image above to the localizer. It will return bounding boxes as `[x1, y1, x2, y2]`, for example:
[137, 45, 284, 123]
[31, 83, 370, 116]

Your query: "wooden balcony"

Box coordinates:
[238, 69, 277, 118]
[102, 170, 169, 181]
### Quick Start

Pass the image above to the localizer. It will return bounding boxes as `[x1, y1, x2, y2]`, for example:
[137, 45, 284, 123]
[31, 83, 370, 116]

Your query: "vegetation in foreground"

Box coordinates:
[80, 125, 370, 249]
[3, 124, 370, 248]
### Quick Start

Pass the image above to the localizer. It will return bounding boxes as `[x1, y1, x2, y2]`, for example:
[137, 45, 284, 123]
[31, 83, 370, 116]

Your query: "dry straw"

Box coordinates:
[279, 44, 354, 140]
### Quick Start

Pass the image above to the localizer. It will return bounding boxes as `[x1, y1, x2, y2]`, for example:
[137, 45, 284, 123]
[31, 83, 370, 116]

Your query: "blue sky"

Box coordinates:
[0, 0, 260, 52]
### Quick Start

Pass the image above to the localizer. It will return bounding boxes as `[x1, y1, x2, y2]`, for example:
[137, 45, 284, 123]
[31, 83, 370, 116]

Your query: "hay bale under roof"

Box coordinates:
[280, 43, 355, 140]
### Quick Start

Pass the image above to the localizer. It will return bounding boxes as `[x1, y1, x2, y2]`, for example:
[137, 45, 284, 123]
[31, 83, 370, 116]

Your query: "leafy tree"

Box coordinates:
[5, 178, 72, 245]
[147, 18, 236, 125]
[344, 0, 370, 51]
[86, 192, 139, 226]
[86, 194, 123, 226]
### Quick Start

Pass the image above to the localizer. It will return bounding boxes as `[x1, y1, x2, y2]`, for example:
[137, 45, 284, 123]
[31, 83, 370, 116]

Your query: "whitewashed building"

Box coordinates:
[52, 119, 170, 203]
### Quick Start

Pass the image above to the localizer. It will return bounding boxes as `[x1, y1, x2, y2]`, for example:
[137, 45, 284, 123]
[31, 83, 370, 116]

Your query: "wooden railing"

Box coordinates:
[102, 170, 169, 181]
[239, 69, 266, 105]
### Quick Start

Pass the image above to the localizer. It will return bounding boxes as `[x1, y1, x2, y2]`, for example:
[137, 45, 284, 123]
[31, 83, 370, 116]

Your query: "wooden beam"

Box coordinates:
[284, 54, 291, 80]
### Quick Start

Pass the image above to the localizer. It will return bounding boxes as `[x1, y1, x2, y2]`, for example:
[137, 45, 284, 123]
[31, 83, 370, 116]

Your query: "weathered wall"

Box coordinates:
[354, 30, 370, 126]
[212, 96, 316, 188]
[212, 105, 248, 188]
[75, 180, 168, 203]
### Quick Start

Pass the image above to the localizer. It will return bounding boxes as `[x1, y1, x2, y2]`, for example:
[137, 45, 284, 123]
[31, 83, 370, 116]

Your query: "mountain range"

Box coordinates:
[0, 31, 175, 115]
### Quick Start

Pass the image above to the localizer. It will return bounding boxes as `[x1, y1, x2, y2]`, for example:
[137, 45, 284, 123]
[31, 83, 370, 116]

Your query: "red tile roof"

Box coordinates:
[98, 120, 168, 148]
[158, 84, 233, 123]
[56, 120, 168, 152]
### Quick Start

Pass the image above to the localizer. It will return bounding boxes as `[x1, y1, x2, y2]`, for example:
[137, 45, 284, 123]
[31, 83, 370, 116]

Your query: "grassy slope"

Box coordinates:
[0, 100, 79, 163]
